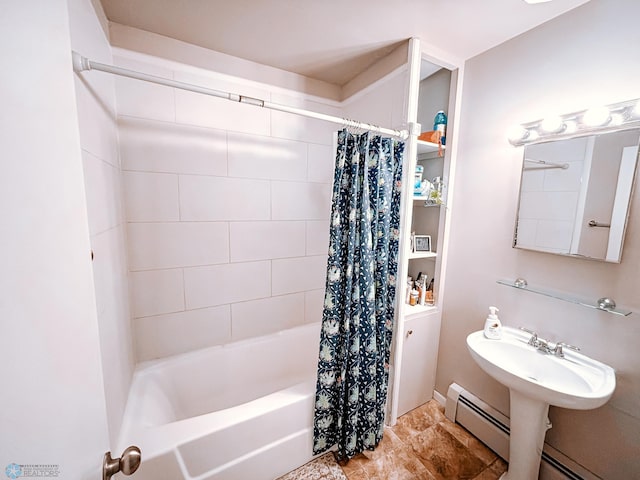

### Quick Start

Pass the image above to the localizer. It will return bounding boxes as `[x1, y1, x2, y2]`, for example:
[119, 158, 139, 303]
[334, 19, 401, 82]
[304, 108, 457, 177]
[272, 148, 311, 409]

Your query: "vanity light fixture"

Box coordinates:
[610, 113, 625, 126]
[563, 120, 578, 134]
[540, 115, 565, 133]
[507, 125, 530, 144]
[508, 97, 640, 146]
[583, 106, 611, 127]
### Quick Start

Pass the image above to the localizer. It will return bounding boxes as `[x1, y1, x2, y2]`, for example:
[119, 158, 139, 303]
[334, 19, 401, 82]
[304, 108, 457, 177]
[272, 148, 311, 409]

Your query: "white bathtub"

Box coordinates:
[117, 323, 321, 480]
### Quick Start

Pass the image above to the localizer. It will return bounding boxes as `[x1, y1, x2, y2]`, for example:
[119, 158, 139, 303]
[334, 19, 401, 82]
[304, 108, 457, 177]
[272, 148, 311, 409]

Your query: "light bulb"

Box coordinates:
[527, 130, 540, 142]
[540, 116, 565, 133]
[583, 106, 611, 127]
[507, 125, 529, 145]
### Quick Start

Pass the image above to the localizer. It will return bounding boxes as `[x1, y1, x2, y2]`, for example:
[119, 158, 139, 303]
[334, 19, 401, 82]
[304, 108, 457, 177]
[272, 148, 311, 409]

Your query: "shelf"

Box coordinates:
[417, 139, 444, 155]
[408, 251, 437, 260]
[413, 195, 444, 207]
[404, 303, 438, 318]
[497, 279, 633, 317]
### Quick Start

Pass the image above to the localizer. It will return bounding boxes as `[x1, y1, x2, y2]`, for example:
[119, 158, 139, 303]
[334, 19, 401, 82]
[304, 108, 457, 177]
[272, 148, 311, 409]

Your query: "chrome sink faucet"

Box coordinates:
[519, 327, 580, 358]
[553, 342, 580, 358]
[520, 327, 541, 348]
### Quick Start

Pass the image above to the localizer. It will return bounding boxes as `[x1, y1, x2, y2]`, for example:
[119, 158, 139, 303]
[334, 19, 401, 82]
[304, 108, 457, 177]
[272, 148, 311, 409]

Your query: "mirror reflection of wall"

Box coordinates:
[514, 129, 640, 263]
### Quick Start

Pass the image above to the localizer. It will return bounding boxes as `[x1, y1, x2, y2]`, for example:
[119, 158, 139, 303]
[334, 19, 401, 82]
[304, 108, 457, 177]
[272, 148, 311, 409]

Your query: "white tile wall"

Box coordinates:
[128, 222, 229, 270]
[227, 132, 307, 181]
[119, 117, 228, 176]
[123, 171, 180, 222]
[114, 56, 175, 122]
[305, 289, 325, 324]
[535, 220, 574, 250]
[115, 54, 336, 361]
[308, 143, 334, 183]
[271, 181, 331, 220]
[82, 149, 123, 235]
[514, 218, 537, 248]
[518, 191, 578, 221]
[270, 93, 339, 144]
[89, 223, 134, 443]
[543, 161, 584, 191]
[184, 261, 271, 309]
[229, 221, 305, 262]
[272, 255, 327, 296]
[91, 226, 130, 330]
[305, 220, 330, 255]
[130, 268, 185, 317]
[75, 73, 119, 167]
[70, 1, 134, 449]
[520, 168, 545, 192]
[174, 70, 271, 136]
[134, 305, 231, 361]
[179, 175, 271, 221]
[519, 150, 587, 252]
[231, 293, 304, 340]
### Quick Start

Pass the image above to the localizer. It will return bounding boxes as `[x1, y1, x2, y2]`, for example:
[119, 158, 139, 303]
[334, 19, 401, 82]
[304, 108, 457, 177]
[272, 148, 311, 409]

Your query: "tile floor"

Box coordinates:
[340, 400, 507, 479]
[280, 399, 508, 480]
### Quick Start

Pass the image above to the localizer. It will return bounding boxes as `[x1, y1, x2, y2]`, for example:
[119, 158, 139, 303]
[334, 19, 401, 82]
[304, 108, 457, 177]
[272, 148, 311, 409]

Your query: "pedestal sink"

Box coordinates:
[467, 326, 615, 480]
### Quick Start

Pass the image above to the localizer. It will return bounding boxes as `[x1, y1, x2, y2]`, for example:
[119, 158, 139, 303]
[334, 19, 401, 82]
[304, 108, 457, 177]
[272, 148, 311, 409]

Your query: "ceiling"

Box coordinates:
[99, 0, 592, 86]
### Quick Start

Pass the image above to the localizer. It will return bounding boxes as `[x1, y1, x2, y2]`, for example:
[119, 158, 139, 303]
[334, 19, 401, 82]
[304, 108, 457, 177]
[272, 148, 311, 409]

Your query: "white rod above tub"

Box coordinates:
[71, 52, 411, 140]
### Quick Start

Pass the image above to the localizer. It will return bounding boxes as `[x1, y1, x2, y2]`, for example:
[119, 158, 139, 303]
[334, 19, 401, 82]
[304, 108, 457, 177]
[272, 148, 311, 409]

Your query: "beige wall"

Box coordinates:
[436, 0, 640, 477]
[0, 1, 111, 476]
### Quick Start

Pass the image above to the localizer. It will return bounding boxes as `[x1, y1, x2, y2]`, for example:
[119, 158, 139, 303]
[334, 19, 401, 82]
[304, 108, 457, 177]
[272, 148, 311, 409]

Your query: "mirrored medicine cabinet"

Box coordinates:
[513, 128, 640, 263]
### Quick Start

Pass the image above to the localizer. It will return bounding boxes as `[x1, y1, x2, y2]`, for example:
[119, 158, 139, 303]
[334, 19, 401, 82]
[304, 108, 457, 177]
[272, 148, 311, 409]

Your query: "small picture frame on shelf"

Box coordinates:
[413, 235, 431, 253]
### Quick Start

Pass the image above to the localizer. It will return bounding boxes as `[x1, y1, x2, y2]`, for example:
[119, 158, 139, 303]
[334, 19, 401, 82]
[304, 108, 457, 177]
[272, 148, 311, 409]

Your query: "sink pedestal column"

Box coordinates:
[500, 389, 551, 480]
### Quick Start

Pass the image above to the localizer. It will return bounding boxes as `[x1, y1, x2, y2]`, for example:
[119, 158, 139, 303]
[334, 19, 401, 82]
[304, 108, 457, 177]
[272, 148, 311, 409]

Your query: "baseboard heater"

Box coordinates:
[444, 383, 601, 480]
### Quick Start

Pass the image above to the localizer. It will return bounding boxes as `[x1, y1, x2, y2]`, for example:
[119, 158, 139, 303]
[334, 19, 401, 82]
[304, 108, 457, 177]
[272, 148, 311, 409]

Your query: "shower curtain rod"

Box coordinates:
[71, 52, 412, 139]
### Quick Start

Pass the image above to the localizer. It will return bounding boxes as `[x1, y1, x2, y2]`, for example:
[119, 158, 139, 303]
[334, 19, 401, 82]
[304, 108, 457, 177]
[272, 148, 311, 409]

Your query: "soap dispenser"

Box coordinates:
[483, 306, 502, 339]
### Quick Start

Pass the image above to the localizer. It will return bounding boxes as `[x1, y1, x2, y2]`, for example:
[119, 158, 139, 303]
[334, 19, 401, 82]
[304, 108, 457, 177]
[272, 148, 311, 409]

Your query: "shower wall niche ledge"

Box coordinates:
[497, 279, 634, 317]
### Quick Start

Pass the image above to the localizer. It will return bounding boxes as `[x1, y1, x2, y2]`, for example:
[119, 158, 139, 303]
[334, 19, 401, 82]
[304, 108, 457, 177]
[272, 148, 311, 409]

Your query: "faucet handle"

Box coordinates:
[554, 342, 580, 358]
[519, 327, 538, 346]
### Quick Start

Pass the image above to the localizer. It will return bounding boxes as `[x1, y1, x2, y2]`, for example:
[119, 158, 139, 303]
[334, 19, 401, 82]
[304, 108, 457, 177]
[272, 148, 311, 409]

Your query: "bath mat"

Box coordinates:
[275, 452, 348, 480]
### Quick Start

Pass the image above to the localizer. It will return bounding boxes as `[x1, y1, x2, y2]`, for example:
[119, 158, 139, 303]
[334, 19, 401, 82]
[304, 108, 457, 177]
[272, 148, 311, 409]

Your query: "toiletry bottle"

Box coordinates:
[406, 277, 412, 304]
[410, 289, 419, 306]
[433, 110, 447, 145]
[483, 306, 502, 339]
[419, 277, 427, 306]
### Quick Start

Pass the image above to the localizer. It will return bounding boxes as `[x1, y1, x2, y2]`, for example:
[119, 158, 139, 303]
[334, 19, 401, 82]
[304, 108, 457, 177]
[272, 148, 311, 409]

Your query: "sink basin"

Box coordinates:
[466, 325, 615, 480]
[467, 326, 615, 410]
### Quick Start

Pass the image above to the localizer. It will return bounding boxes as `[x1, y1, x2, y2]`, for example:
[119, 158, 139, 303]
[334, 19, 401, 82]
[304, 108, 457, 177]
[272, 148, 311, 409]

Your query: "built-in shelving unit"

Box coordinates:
[390, 41, 457, 421]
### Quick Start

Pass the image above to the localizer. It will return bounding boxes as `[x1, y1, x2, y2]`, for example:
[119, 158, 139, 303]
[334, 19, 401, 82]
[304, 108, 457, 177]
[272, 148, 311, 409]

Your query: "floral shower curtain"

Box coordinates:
[313, 129, 404, 461]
